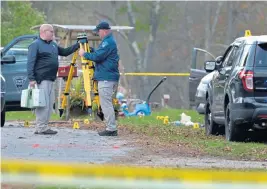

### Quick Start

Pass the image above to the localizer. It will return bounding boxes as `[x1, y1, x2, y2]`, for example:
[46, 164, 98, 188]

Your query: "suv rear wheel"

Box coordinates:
[225, 103, 245, 142]
[1, 106, 6, 127]
[205, 97, 221, 135]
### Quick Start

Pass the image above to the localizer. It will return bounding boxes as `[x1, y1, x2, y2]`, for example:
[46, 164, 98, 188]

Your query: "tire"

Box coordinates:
[225, 103, 245, 142]
[1, 106, 6, 127]
[204, 97, 221, 135]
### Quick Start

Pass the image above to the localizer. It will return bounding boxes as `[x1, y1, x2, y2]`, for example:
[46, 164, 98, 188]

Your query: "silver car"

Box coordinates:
[195, 71, 215, 114]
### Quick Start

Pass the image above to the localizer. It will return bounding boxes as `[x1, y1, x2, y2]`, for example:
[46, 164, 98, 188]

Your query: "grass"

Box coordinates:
[5, 111, 89, 121]
[6, 111, 61, 121]
[118, 108, 267, 161]
[5, 108, 267, 161]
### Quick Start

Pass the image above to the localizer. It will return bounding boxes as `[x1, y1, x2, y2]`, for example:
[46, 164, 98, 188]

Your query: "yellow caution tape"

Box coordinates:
[120, 72, 190, 76]
[1, 159, 267, 183]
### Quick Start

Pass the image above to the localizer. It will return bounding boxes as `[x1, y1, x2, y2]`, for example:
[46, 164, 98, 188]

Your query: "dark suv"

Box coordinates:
[204, 35, 267, 142]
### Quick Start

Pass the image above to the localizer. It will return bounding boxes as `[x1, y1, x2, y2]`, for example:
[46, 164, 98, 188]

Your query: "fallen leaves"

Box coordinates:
[224, 146, 232, 152]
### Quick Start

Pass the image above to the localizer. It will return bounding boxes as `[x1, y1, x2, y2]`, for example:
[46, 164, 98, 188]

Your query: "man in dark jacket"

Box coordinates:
[78, 21, 120, 136]
[27, 24, 79, 135]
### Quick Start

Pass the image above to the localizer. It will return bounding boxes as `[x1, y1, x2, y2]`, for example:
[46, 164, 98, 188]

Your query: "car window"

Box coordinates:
[221, 46, 233, 61]
[4, 38, 34, 63]
[222, 45, 242, 67]
[222, 47, 234, 67]
[255, 43, 267, 67]
[230, 45, 243, 68]
[238, 44, 252, 67]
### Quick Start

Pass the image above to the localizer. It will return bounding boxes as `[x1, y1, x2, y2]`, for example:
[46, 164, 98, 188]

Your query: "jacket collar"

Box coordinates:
[38, 35, 52, 44]
[103, 32, 112, 41]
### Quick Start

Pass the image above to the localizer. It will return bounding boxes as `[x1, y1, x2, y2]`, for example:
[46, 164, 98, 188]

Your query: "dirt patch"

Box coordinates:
[45, 121, 205, 165]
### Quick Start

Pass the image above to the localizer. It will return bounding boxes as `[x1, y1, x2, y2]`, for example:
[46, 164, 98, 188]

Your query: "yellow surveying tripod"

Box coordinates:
[58, 33, 119, 120]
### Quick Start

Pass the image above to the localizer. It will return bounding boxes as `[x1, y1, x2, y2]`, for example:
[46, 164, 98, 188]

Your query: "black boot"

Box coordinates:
[34, 129, 58, 135]
[98, 130, 118, 136]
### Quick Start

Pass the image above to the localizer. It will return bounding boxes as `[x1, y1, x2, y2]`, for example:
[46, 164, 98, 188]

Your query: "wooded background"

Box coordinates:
[2, 1, 267, 109]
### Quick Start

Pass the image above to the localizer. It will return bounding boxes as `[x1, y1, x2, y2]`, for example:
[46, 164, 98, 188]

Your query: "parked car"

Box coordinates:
[189, 69, 207, 108]
[1, 74, 6, 127]
[1, 35, 38, 127]
[1, 35, 37, 113]
[1, 53, 17, 126]
[194, 71, 215, 114]
[204, 35, 267, 142]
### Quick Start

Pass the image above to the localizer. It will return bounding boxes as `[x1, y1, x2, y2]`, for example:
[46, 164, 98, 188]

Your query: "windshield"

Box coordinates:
[255, 43, 267, 67]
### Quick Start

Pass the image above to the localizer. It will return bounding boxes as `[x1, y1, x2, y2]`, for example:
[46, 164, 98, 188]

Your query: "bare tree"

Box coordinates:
[93, 0, 162, 99]
[204, 2, 223, 60]
[226, 1, 234, 44]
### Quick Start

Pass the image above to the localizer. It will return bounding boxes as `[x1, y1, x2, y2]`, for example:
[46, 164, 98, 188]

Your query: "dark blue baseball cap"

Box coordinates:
[93, 21, 111, 33]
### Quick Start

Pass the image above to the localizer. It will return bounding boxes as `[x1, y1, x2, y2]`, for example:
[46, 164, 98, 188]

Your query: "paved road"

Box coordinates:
[1, 122, 133, 163]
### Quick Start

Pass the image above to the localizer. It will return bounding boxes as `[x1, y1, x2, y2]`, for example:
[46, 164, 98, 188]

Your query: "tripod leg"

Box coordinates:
[77, 34, 102, 120]
[59, 51, 78, 117]
[80, 43, 93, 115]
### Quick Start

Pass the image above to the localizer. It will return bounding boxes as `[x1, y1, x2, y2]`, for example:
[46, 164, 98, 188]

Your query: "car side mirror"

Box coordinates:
[1, 55, 16, 64]
[204, 61, 216, 72]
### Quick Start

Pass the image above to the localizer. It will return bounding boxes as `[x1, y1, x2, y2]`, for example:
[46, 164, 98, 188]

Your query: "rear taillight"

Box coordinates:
[238, 70, 254, 92]
[258, 115, 267, 118]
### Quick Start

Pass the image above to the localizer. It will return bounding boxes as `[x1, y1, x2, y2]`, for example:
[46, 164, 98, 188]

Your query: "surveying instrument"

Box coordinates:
[58, 32, 119, 120]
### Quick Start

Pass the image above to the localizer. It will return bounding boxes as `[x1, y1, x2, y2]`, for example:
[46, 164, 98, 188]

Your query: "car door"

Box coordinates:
[212, 46, 234, 116]
[1, 35, 37, 102]
[215, 44, 242, 117]
[189, 69, 207, 107]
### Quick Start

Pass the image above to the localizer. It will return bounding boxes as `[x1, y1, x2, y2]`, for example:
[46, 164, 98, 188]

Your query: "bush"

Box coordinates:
[69, 77, 86, 113]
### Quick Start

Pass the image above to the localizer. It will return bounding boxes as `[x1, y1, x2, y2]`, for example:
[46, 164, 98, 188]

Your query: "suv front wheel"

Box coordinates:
[1, 106, 6, 127]
[225, 103, 245, 142]
[205, 97, 221, 135]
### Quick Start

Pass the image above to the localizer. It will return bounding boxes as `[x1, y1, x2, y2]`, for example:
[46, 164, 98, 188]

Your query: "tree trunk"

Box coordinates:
[227, 2, 234, 45]
[143, 0, 161, 99]
[204, 2, 211, 61]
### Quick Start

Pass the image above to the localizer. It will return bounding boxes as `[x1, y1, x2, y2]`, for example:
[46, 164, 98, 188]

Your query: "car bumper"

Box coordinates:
[195, 99, 206, 114]
[230, 100, 267, 127]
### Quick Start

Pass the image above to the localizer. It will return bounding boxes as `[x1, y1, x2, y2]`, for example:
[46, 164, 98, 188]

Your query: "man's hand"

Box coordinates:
[29, 80, 36, 88]
[79, 48, 85, 57]
[89, 47, 94, 52]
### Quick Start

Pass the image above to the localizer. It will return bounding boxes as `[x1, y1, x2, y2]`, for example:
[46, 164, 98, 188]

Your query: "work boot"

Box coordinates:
[98, 130, 118, 136]
[34, 129, 58, 135]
